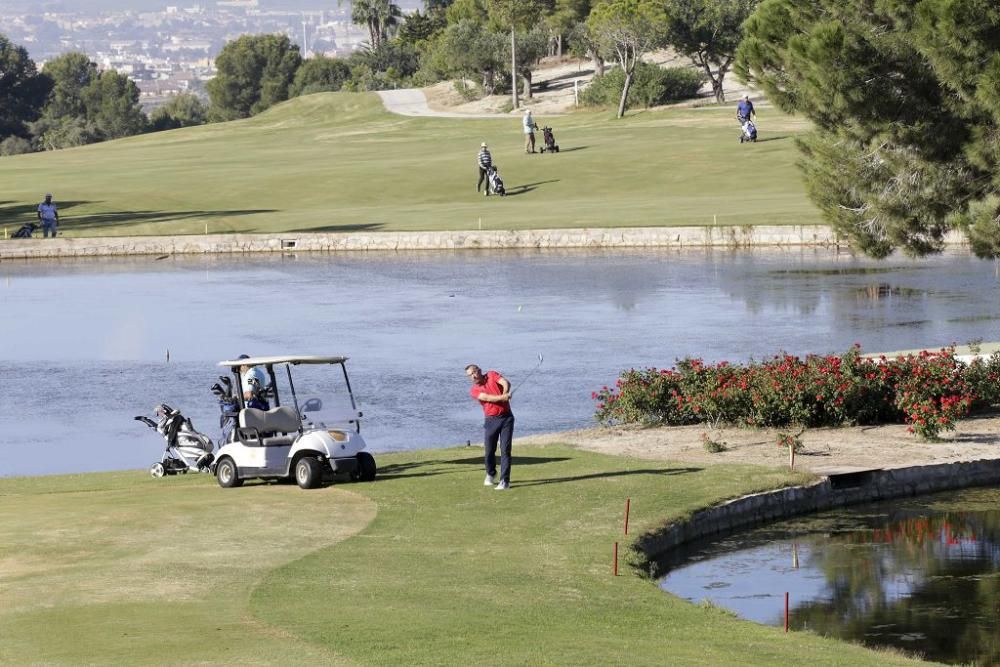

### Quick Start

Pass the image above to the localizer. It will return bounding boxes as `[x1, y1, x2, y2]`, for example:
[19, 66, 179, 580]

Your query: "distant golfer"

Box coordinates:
[736, 95, 756, 123]
[466, 364, 514, 490]
[37, 193, 59, 238]
[477, 142, 492, 196]
[522, 108, 537, 154]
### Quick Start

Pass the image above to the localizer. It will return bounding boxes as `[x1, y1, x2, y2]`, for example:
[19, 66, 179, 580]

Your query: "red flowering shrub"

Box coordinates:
[594, 345, 993, 439]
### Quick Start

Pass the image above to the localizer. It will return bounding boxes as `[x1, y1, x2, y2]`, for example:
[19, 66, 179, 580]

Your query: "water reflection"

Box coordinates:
[660, 488, 1000, 665]
[1, 247, 999, 476]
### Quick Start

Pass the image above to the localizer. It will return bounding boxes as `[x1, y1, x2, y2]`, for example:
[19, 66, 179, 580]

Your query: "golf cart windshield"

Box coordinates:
[270, 361, 361, 432]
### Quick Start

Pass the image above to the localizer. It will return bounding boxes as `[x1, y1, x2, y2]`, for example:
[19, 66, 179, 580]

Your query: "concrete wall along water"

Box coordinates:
[637, 458, 1000, 570]
[1, 225, 855, 259]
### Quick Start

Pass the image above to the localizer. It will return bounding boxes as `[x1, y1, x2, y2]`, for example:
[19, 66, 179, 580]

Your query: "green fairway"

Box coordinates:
[0, 94, 818, 238]
[1, 445, 925, 665]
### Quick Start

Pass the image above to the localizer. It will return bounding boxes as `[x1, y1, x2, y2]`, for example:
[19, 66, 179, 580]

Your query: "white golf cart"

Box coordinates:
[211, 355, 376, 489]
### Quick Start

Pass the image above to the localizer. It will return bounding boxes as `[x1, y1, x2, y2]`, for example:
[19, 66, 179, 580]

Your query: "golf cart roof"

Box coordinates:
[219, 355, 348, 368]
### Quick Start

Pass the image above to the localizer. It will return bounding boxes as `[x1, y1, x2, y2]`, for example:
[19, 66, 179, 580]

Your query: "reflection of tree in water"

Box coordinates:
[792, 511, 1000, 665]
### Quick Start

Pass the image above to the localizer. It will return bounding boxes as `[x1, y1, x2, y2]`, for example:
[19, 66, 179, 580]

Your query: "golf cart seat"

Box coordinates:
[238, 406, 301, 447]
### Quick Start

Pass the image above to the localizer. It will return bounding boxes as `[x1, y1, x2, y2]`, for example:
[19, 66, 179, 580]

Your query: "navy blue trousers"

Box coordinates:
[484, 413, 515, 484]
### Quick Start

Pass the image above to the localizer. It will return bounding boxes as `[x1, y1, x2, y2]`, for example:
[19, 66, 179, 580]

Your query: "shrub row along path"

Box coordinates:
[520, 414, 1000, 476]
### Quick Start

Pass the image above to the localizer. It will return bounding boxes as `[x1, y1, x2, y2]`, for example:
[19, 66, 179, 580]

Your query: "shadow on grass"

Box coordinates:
[514, 466, 702, 487]
[555, 146, 588, 153]
[506, 179, 560, 196]
[376, 454, 573, 481]
[287, 223, 385, 233]
[0, 199, 93, 224]
[755, 136, 790, 143]
[67, 208, 278, 231]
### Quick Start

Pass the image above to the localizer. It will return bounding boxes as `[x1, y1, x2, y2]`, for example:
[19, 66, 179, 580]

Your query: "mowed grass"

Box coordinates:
[0, 93, 818, 237]
[1, 445, 927, 665]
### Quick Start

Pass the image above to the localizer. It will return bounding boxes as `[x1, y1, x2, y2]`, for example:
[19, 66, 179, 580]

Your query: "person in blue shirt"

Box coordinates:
[37, 193, 59, 238]
[736, 95, 756, 123]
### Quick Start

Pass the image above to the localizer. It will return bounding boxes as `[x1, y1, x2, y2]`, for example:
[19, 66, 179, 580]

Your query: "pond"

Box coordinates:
[659, 487, 1000, 665]
[1, 247, 998, 476]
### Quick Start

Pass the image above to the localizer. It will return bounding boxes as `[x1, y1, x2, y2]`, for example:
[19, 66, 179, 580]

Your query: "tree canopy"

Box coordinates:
[0, 35, 51, 141]
[207, 34, 302, 120]
[737, 0, 1000, 258]
[662, 0, 758, 103]
[587, 0, 668, 118]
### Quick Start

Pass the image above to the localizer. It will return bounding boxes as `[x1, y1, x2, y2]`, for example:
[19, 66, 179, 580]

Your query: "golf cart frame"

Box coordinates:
[211, 355, 376, 489]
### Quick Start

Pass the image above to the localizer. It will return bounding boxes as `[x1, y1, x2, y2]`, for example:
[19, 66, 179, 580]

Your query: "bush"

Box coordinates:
[0, 136, 34, 155]
[580, 62, 705, 109]
[594, 345, 991, 440]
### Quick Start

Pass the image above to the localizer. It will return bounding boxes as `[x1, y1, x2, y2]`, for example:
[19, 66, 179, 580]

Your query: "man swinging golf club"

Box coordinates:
[465, 364, 514, 491]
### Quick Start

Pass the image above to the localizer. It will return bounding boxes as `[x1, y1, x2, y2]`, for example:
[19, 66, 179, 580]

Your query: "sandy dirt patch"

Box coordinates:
[520, 414, 1000, 476]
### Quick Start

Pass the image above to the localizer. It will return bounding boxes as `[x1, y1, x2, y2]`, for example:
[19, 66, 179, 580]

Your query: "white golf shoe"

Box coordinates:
[484, 474, 495, 486]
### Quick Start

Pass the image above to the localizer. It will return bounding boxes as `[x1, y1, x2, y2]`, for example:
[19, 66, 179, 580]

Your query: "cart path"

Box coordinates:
[377, 89, 510, 118]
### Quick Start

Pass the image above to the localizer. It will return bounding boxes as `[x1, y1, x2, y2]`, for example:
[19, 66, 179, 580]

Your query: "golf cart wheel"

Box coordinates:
[216, 458, 243, 488]
[356, 452, 377, 482]
[295, 456, 322, 489]
[149, 462, 166, 478]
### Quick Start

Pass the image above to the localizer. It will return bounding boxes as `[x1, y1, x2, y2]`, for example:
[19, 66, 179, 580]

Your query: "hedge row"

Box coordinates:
[593, 346, 1000, 439]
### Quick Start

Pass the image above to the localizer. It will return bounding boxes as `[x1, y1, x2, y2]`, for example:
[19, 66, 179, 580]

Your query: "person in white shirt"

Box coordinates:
[522, 108, 537, 154]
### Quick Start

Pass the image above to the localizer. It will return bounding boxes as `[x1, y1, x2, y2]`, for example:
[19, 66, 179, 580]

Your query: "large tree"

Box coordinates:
[736, 0, 1000, 258]
[587, 0, 668, 118]
[488, 0, 551, 109]
[351, 0, 403, 49]
[207, 34, 302, 120]
[424, 18, 506, 93]
[289, 56, 352, 97]
[82, 69, 146, 139]
[0, 35, 50, 141]
[34, 52, 146, 149]
[149, 93, 207, 131]
[661, 0, 759, 103]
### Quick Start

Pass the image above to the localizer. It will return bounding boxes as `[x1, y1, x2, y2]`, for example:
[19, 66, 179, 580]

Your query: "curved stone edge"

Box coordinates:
[634, 458, 1000, 577]
[0, 226, 968, 260]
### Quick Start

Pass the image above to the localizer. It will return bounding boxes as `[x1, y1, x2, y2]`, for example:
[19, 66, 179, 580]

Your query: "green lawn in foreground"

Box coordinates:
[0, 445, 926, 665]
[0, 94, 818, 238]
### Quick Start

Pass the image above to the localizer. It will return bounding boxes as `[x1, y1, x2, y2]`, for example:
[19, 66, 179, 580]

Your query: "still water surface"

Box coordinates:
[659, 487, 1000, 665]
[1, 247, 998, 476]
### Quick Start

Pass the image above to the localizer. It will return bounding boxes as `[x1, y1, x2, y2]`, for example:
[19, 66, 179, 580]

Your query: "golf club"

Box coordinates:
[509, 353, 544, 396]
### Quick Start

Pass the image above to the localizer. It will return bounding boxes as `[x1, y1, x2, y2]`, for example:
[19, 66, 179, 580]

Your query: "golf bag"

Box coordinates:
[540, 127, 559, 153]
[210, 375, 240, 444]
[739, 118, 757, 143]
[12, 222, 36, 239]
[136, 404, 215, 477]
[488, 165, 506, 196]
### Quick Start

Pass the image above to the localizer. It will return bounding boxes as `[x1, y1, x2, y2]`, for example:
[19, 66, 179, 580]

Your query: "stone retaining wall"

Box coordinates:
[0, 225, 968, 260]
[636, 458, 1000, 573]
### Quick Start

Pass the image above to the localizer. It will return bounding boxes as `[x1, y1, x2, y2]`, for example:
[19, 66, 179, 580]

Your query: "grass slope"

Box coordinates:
[1, 446, 925, 665]
[0, 94, 818, 237]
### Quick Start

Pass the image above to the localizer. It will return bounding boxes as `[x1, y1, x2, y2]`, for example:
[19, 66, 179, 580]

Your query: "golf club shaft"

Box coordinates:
[510, 357, 544, 396]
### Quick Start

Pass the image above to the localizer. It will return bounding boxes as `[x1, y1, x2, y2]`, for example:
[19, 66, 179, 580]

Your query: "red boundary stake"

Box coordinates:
[613, 542, 619, 576]
[784, 592, 789, 632]
[624, 497, 631, 535]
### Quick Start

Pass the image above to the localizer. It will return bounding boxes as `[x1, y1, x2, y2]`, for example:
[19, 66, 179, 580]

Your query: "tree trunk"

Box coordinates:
[511, 27, 519, 110]
[522, 71, 532, 99]
[592, 51, 604, 76]
[556, 33, 563, 57]
[617, 70, 633, 119]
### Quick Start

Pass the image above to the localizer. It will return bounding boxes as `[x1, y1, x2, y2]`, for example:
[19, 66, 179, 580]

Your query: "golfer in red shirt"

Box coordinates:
[466, 364, 514, 490]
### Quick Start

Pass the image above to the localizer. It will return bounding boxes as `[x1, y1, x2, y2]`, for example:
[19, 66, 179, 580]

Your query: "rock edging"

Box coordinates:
[0, 226, 971, 260]
[635, 458, 1000, 576]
